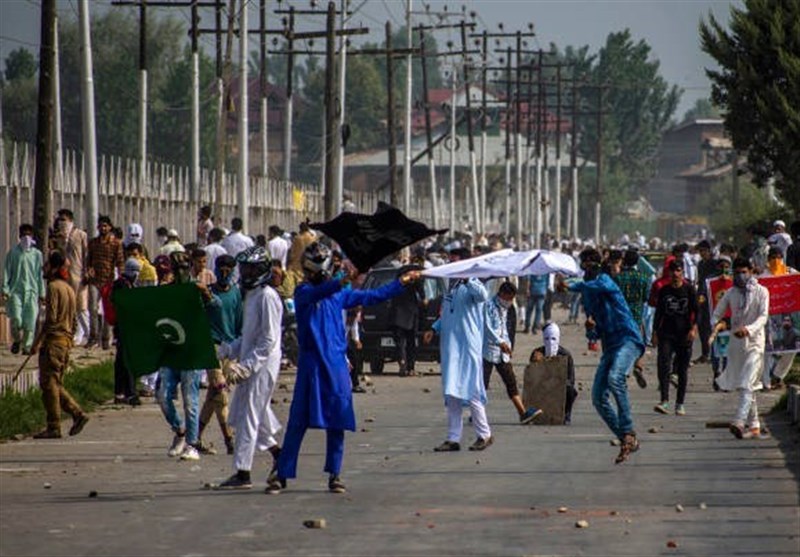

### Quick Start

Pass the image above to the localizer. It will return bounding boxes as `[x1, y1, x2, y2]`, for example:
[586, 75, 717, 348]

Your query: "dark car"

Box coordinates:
[359, 265, 445, 374]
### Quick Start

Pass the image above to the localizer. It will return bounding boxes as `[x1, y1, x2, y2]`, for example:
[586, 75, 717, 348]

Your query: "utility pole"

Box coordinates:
[554, 64, 563, 243]
[215, 0, 236, 217]
[324, 1, 337, 219]
[283, 7, 295, 181]
[449, 65, 457, 234]
[570, 76, 579, 240]
[418, 27, 438, 229]
[479, 30, 488, 232]
[191, 0, 201, 201]
[403, 0, 413, 214]
[53, 14, 64, 193]
[386, 21, 399, 207]
[34, 0, 56, 245]
[78, 0, 99, 236]
[594, 83, 608, 245]
[238, 0, 249, 230]
[139, 1, 148, 195]
[460, 21, 481, 234]
[334, 0, 348, 214]
[259, 0, 268, 179]
[504, 47, 512, 237]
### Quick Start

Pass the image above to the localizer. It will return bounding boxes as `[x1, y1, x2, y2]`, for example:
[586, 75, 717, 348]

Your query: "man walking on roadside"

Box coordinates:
[85, 215, 124, 350]
[2, 224, 45, 355]
[29, 252, 89, 439]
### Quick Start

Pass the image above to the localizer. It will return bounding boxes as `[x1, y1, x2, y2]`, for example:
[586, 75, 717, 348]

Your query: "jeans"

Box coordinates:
[157, 367, 201, 445]
[525, 295, 545, 331]
[592, 340, 640, 439]
[568, 293, 581, 322]
[657, 336, 691, 405]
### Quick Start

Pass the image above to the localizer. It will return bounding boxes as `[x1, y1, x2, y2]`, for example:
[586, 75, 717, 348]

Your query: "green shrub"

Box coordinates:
[0, 360, 114, 440]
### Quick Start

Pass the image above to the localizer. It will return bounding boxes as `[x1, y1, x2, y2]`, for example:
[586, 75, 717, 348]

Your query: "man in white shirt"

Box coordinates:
[768, 220, 792, 258]
[267, 225, 289, 269]
[204, 228, 228, 272]
[221, 217, 254, 258]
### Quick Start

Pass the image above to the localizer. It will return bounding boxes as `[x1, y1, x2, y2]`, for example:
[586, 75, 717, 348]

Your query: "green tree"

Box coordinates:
[4, 48, 37, 82]
[682, 98, 721, 122]
[700, 0, 800, 213]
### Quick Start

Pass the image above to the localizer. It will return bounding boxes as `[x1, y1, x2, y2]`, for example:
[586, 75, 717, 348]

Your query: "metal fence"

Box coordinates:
[0, 141, 392, 274]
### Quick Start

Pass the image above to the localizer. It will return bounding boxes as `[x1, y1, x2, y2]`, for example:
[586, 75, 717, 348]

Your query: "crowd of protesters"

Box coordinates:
[3, 204, 799, 484]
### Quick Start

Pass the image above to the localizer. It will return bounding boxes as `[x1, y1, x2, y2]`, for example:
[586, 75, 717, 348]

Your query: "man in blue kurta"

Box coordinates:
[567, 248, 645, 464]
[2, 224, 45, 354]
[424, 273, 493, 452]
[267, 242, 420, 494]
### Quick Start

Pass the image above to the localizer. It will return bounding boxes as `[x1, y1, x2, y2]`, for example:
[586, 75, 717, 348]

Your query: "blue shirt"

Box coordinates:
[528, 274, 549, 297]
[206, 286, 243, 344]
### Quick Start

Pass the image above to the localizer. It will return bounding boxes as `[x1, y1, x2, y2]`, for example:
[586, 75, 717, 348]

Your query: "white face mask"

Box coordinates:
[543, 323, 561, 357]
[19, 235, 36, 250]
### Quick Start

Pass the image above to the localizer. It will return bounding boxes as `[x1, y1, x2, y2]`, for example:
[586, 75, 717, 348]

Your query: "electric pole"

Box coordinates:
[33, 0, 57, 246]
[78, 0, 99, 236]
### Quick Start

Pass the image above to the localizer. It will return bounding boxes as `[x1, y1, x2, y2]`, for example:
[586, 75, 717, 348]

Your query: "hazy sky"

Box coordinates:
[0, 0, 739, 117]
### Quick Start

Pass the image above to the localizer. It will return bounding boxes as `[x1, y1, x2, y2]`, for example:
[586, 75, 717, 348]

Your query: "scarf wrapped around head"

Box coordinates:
[736, 275, 759, 309]
[124, 223, 144, 247]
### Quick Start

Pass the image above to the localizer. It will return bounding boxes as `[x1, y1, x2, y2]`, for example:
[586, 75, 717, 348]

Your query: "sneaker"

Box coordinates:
[264, 470, 286, 494]
[33, 429, 62, 439]
[352, 385, 367, 393]
[692, 355, 709, 365]
[179, 445, 200, 461]
[195, 441, 217, 455]
[128, 396, 142, 407]
[167, 434, 186, 457]
[213, 471, 253, 490]
[433, 440, 460, 452]
[69, 414, 89, 436]
[654, 401, 670, 414]
[520, 407, 543, 425]
[729, 423, 745, 439]
[675, 404, 686, 416]
[632, 366, 647, 389]
[10, 341, 20, 354]
[468, 436, 494, 451]
[615, 433, 640, 464]
[328, 475, 346, 494]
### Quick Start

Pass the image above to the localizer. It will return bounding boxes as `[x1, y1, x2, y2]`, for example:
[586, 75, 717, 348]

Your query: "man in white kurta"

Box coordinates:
[427, 277, 493, 451]
[711, 258, 769, 439]
[215, 247, 283, 489]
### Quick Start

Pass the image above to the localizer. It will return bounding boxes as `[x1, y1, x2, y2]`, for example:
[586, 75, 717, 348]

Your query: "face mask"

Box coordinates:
[215, 268, 233, 286]
[498, 298, 512, 309]
[19, 235, 36, 250]
[734, 272, 749, 288]
[768, 259, 786, 276]
[158, 235, 167, 245]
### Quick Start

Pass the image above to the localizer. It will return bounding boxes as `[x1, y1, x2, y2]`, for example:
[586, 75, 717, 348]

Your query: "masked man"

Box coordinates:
[530, 322, 578, 425]
[2, 224, 45, 354]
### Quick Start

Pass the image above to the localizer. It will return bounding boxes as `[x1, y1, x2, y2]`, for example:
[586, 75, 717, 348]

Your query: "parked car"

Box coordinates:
[359, 265, 445, 374]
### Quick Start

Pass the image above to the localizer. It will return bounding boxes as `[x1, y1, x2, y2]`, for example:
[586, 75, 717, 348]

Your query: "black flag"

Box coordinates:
[310, 202, 448, 272]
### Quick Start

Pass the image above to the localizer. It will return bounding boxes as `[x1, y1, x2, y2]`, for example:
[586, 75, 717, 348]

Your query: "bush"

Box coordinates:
[0, 360, 114, 440]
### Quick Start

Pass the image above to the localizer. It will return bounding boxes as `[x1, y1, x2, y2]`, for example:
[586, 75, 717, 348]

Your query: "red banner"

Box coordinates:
[758, 274, 800, 314]
[707, 276, 733, 321]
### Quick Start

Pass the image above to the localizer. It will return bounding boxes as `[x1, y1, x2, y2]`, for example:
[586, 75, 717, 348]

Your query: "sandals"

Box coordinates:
[615, 433, 640, 464]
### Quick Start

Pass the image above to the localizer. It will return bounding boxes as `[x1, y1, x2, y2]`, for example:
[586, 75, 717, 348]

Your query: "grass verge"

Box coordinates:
[0, 360, 114, 440]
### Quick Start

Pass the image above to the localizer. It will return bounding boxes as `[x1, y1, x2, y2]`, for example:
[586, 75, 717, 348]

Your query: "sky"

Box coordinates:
[0, 0, 740, 118]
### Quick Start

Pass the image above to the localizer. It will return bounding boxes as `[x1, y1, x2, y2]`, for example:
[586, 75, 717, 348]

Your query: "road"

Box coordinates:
[1, 307, 798, 556]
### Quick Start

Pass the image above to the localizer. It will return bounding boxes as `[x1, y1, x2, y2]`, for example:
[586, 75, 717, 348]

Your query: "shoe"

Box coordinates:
[138, 387, 155, 398]
[69, 414, 89, 436]
[522, 328, 530, 334]
[712, 379, 721, 392]
[195, 441, 217, 455]
[167, 434, 186, 457]
[675, 404, 686, 416]
[729, 423, 745, 439]
[114, 395, 127, 404]
[33, 429, 62, 439]
[632, 366, 647, 389]
[128, 396, 142, 407]
[265, 470, 286, 494]
[654, 401, 670, 414]
[692, 355, 709, 365]
[10, 341, 20, 354]
[520, 407, 543, 425]
[179, 445, 200, 461]
[469, 436, 494, 451]
[214, 471, 253, 490]
[564, 415, 572, 425]
[328, 475, 346, 494]
[352, 385, 367, 393]
[615, 433, 640, 464]
[741, 427, 771, 440]
[433, 440, 460, 452]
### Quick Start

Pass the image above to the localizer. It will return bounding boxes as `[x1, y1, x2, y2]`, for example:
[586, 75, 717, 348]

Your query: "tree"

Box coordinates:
[700, 0, 800, 213]
[4, 48, 37, 82]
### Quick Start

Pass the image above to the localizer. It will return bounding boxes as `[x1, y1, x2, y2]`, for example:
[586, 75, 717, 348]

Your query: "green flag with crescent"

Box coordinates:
[112, 283, 219, 376]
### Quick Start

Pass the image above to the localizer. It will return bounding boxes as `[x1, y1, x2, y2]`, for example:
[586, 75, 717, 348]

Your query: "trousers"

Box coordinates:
[38, 338, 84, 432]
[445, 395, 491, 442]
[277, 421, 345, 479]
